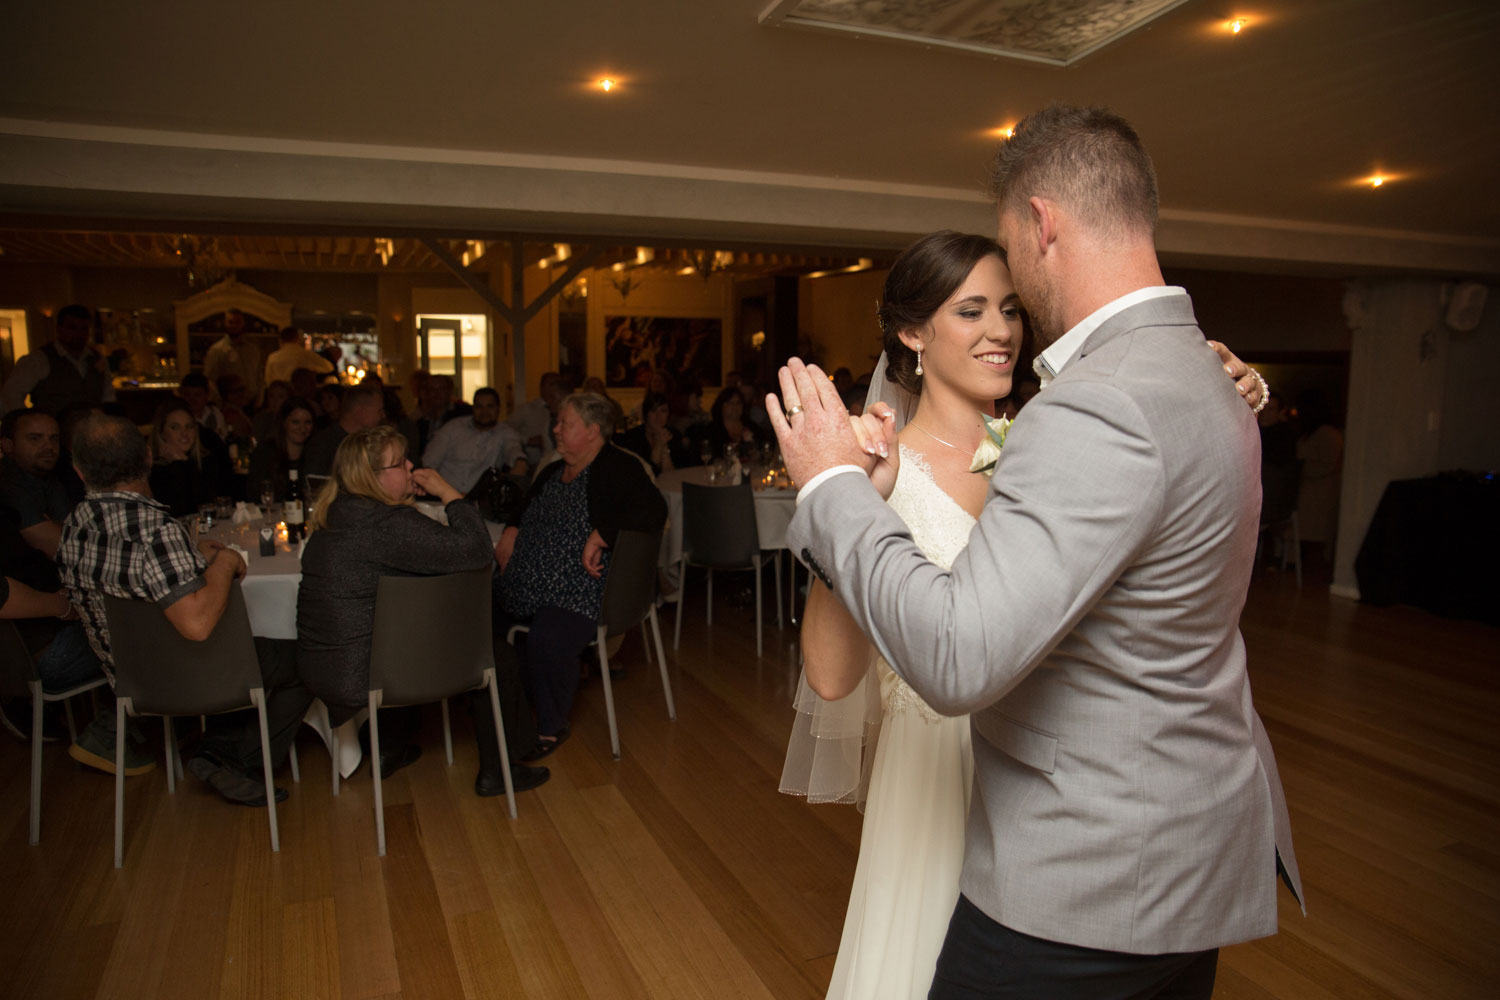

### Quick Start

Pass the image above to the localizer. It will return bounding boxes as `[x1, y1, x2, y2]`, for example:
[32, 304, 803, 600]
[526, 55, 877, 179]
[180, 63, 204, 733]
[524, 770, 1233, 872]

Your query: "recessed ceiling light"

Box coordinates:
[598, 77, 617, 93]
[1370, 174, 1387, 188]
[992, 124, 1016, 140]
[1228, 18, 1247, 34]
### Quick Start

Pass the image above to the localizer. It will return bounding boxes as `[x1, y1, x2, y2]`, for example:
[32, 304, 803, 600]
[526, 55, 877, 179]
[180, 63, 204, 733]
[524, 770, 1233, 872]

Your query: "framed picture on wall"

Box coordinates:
[604, 314, 722, 388]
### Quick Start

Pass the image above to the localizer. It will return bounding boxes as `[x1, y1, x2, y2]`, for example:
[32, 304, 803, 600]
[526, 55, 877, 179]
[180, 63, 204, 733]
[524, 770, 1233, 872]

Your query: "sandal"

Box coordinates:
[519, 725, 570, 763]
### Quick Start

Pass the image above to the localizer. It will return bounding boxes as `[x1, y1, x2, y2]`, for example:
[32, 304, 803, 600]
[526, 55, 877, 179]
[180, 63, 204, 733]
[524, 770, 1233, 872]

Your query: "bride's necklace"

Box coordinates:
[908, 421, 976, 454]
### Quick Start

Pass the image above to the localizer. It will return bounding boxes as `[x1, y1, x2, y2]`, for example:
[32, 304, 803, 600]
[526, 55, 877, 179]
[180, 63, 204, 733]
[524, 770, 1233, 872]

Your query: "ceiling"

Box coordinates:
[0, 0, 1496, 275]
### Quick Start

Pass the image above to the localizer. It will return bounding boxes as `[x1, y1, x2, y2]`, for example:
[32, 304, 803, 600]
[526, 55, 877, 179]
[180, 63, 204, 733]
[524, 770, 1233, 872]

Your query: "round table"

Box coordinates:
[655, 466, 797, 568]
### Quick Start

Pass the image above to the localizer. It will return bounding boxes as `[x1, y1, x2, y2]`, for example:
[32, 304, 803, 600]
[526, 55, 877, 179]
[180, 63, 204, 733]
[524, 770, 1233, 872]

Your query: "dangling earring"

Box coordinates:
[915, 348, 924, 377]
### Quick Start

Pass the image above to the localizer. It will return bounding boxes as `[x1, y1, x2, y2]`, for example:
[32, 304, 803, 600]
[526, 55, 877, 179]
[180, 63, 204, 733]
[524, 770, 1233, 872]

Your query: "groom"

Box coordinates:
[770, 105, 1302, 999]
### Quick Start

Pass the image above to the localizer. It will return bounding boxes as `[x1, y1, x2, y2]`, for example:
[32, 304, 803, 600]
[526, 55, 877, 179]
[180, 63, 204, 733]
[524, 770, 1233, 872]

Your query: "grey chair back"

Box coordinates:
[103, 582, 262, 717]
[0, 621, 37, 698]
[369, 567, 493, 706]
[681, 481, 759, 569]
[599, 529, 664, 639]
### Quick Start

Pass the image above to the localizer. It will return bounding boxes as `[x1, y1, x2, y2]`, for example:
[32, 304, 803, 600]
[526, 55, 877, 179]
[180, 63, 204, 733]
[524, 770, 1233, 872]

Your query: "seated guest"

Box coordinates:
[421, 387, 528, 493]
[214, 373, 256, 447]
[2, 503, 152, 770]
[582, 376, 625, 432]
[615, 392, 690, 476]
[401, 372, 463, 462]
[302, 382, 385, 479]
[505, 371, 569, 467]
[149, 399, 231, 517]
[251, 379, 292, 445]
[626, 370, 673, 427]
[0, 408, 72, 558]
[297, 426, 549, 794]
[687, 386, 768, 462]
[177, 372, 230, 442]
[316, 383, 344, 428]
[57, 415, 310, 804]
[264, 326, 334, 387]
[245, 399, 316, 503]
[289, 367, 323, 410]
[494, 392, 667, 759]
[672, 380, 710, 437]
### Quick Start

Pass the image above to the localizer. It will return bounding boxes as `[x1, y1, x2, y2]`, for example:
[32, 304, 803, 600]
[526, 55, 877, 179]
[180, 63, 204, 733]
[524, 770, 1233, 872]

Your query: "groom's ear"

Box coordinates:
[1030, 196, 1058, 254]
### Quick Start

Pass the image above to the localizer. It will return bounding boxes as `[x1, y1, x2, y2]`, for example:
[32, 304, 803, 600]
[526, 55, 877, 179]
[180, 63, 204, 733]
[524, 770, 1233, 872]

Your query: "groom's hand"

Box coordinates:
[767, 358, 870, 488]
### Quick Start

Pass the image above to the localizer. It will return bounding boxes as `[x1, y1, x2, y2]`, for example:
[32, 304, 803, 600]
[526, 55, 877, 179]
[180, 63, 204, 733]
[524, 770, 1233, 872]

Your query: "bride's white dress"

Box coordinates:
[825, 446, 976, 1000]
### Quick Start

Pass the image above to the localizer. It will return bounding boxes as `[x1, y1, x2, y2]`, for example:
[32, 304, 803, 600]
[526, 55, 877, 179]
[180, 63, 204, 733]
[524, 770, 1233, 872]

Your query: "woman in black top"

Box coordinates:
[245, 399, 315, 502]
[494, 392, 667, 755]
[148, 398, 231, 516]
[687, 385, 768, 465]
[615, 392, 691, 476]
[296, 425, 548, 795]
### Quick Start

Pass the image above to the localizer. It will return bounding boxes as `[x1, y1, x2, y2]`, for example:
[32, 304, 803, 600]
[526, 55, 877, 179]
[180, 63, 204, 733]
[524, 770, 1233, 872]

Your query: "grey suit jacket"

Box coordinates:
[788, 294, 1302, 955]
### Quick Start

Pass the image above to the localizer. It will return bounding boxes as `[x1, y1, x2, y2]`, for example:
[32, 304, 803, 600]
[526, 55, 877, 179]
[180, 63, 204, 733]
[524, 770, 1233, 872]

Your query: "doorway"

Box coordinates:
[417, 313, 489, 401]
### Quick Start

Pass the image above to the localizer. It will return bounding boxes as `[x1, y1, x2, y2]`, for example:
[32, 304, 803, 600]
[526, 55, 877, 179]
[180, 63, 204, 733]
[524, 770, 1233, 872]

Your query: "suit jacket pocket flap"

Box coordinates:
[974, 711, 1057, 774]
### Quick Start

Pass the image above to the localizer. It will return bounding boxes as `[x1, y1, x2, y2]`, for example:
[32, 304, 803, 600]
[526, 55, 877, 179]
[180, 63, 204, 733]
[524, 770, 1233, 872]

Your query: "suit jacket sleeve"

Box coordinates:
[787, 379, 1165, 715]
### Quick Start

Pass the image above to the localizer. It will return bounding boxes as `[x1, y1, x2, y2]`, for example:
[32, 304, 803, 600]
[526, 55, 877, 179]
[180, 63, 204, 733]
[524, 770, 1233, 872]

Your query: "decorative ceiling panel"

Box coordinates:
[763, 0, 1195, 65]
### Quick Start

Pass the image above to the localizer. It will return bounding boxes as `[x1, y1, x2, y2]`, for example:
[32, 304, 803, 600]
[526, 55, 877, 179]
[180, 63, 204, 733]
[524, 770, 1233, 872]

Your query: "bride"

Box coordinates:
[781, 230, 1264, 999]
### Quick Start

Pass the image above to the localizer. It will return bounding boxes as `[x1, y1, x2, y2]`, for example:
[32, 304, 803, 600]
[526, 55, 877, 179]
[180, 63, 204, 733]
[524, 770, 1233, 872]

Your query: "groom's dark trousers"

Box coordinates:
[929, 895, 1218, 1000]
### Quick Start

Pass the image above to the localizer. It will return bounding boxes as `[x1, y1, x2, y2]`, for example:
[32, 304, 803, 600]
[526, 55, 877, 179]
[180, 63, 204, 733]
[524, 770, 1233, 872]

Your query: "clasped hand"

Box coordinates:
[766, 358, 899, 498]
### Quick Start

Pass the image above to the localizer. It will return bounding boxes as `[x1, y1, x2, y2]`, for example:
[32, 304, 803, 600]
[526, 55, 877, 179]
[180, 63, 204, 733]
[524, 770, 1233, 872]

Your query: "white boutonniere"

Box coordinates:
[967, 414, 1011, 479]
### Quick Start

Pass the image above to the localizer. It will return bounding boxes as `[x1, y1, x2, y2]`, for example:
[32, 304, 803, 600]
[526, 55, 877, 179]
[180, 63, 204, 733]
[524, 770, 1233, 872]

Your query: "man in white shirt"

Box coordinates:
[202, 309, 263, 404]
[505, 371, 570, 467]
[423, 387, 527, 494]
[263, 326, 335, 386]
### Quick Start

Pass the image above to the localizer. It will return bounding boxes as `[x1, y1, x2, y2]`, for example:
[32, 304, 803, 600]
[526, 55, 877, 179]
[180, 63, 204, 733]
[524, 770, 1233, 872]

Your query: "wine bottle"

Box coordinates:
[285, 468, 306, 540]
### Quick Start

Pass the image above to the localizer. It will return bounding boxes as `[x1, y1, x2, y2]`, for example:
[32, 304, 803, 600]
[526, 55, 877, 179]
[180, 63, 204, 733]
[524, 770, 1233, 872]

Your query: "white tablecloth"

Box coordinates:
[656, 466, 797, 567]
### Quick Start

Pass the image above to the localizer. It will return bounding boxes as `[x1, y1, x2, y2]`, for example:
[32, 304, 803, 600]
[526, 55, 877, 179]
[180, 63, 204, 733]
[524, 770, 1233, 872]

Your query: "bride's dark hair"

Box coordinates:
[878, 230, 1004, 394]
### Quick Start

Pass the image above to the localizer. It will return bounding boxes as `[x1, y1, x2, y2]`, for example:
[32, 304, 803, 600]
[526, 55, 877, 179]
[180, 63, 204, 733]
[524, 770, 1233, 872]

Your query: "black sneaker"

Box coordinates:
[475, 764, 550, 796]
[68, 717, 156, 775]
[187, 754, 288, 806]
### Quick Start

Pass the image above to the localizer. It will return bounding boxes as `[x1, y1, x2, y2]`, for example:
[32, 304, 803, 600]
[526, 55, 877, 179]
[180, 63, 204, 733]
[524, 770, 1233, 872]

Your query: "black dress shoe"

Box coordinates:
[378, 743, 422, 779]
[188, 754, 289, 806]
[475, 764, 550, 796]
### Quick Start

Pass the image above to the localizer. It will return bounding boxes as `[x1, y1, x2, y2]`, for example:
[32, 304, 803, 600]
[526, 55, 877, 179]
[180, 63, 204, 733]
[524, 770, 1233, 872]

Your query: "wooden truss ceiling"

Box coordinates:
[0, 230, 888, 278]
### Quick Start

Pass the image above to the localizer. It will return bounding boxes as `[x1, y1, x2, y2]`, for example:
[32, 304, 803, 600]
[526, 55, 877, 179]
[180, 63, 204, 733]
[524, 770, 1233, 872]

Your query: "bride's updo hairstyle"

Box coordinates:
[878, 230, 1004, 394]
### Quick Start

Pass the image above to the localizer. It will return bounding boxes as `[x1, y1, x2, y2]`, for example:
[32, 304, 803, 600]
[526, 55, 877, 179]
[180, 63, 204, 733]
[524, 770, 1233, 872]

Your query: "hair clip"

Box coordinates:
[874, 298, 885, 334]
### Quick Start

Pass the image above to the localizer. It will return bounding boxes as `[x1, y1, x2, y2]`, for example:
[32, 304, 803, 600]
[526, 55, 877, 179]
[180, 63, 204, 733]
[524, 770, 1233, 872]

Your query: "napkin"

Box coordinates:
[231, 502, 262, 524]
[226, 543, 251, 564]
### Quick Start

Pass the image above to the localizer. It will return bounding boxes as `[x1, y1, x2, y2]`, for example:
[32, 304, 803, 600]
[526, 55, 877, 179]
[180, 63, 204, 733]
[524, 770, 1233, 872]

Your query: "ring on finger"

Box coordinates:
[786, 404, 804, 417]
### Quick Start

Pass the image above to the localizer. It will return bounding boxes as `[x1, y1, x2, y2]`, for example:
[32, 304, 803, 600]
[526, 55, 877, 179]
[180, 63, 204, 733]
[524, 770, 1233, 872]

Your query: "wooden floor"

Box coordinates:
[1, 570, 1496, 1000]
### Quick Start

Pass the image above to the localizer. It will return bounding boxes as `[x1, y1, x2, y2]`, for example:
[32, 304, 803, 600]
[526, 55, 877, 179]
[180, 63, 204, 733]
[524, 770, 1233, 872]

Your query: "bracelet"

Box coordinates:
[1248, 367, 1269, 414]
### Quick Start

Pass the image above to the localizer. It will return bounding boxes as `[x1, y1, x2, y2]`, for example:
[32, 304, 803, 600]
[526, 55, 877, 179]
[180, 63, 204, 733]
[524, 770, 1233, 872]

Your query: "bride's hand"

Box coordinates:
[849, 403, 900, 500]
[1207, 340, 1265, 411]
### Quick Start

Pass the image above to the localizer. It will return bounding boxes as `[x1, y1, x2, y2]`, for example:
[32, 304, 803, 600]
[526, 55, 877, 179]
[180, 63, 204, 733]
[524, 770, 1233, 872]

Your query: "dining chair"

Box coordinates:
[675, 481, 782, 657]
[507, 528, 675, 760]
[356, 567, 515, 856]
[103, 581, 293, 868]
[0, 620, 110, 846]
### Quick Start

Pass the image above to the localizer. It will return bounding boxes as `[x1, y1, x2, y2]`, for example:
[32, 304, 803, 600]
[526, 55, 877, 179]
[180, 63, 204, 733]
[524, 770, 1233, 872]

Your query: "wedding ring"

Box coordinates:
[786, 405, 804, 417]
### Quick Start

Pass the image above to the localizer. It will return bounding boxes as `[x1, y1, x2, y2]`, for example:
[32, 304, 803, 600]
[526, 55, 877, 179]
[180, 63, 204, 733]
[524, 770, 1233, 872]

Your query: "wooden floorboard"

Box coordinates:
[1, 570, 1496, 998]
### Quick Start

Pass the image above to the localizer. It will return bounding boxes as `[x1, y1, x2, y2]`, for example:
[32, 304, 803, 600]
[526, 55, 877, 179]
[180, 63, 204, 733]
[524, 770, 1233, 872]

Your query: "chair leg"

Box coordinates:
[249, 690, 280, 853]
[484, 669, 517, 820]
[369, 692, 386, 856]
[674, 557, 686, 651]
[754, 562, 763, 659]
[706, 569, 713, 626]
[63, 698, 78, 743]
[441, 698, 454, 766]
[774, 552, 784, 628]
[289, 741, 300, 783]
[114, 699, 127, 868]
[597, 626, 621, 759]
[331, 727, 340, 797]
[29, 682, 43, 846]
[164, 717, 176, 794]
[648, 608, 676, 721]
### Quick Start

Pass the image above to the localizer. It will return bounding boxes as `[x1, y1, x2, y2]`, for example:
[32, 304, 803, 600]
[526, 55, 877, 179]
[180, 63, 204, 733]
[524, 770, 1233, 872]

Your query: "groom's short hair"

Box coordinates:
[988, 104, 1159, 241]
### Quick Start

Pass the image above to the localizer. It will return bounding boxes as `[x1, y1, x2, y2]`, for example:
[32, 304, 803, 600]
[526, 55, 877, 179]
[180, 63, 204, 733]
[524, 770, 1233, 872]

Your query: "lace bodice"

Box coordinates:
[879, 446, 977, 722]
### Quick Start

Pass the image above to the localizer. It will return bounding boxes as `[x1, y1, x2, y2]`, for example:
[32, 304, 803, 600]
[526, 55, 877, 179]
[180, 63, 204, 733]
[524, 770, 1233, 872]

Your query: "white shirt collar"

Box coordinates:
[1033, 286, 1187, 387]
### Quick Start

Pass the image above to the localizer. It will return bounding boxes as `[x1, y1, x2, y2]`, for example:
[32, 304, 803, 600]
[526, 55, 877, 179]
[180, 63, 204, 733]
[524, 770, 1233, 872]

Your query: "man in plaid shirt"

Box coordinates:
[58, 415, 310, 806]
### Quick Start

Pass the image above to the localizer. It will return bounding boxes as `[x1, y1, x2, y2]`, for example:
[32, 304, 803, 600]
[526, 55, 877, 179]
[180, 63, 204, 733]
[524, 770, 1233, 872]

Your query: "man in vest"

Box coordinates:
[0, 305, 116, 415]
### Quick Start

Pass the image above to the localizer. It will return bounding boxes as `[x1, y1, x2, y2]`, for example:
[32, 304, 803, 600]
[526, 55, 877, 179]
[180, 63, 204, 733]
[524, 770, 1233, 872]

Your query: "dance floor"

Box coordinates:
[1, 569, 1496, 999]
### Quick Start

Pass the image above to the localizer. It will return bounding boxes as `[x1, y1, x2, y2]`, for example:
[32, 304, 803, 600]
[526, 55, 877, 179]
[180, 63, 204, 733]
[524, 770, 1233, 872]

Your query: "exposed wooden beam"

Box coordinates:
[522, 246, 602, 325]
[420, 237, 511, 316]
